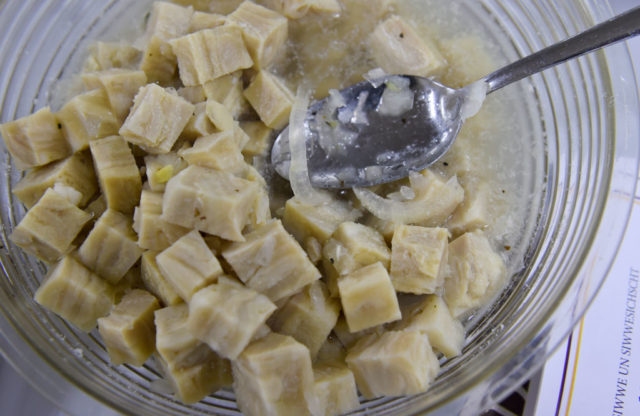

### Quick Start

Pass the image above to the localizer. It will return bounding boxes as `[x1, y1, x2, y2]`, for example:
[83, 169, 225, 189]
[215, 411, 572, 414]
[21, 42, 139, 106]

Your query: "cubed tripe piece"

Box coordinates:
[313, 364, 360, 416]
[10, 188, 91, 262]
[333, 222, 391, 268]
[394, 294, 465, 358]
[202, 71, 247, 118]
[0, 107, 69, 169]
[259, 0, 314, 19]
[82, 41, 141, 72]
[444, 230, 507, 318]
[282, 197, 361, 244]
[187, 276, 277, 359]
[205, 99, 235, 131]
[119, 84, 195, 154]
[233, 333, 319, 416]
[337, 262, 401, 332]
[170, 25, 253, 86]
[390, 225, 450, 294]
[140, 250, 183, 307]
[178, 130, 245, 173]
[133, 190, 190, 252]
[447, 180, 491, 237]
[81, 69, 148, 122]
[56, 88, 120, 152]
[77, 209, 143, 284]
[155, 229, 223, 301]
[12, 151, 97, 209]
[34, 255, 115, 332]
[268, 280, 340, 359]
[243, 70, 294, 130]
[139, 1, 194, 84]
[345, 330, 440, 398]
[180, 102, 216, 141]
[162, 165, 259, 241]
[227, 1, 288, 68]
[368, 15, 447, 77]
[222, 219, 322, 302]
[239, 120, 272, 159]
[97, 289, 160, 366]
[155, 304, 232, 404]
[89, 136, 142, 214]
[188, 11, 226, 33]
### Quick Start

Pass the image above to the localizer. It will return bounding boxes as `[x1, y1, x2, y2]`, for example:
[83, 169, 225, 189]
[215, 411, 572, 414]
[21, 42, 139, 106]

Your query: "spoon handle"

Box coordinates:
[484, 6, 640, 94]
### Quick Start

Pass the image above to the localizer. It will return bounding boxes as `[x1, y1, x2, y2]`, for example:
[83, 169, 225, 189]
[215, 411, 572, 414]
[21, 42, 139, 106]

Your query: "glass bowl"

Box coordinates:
[0, 0, 638, 415]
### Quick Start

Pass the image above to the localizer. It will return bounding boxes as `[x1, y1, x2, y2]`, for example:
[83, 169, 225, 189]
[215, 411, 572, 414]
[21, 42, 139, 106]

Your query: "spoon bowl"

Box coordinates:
[271, 5, 640, 189]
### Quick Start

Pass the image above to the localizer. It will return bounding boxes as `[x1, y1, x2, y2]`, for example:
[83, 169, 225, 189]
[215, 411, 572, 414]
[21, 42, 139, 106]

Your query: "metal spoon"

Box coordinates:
[271, 6, 640, 189]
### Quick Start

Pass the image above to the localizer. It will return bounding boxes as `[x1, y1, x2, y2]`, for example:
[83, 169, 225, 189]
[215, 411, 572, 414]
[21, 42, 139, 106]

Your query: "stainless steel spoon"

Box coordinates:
[271, 6, 640, 189]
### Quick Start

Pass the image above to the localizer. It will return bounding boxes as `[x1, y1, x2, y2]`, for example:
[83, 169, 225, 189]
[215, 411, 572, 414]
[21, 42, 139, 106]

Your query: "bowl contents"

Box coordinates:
[0, 0, 531, 414]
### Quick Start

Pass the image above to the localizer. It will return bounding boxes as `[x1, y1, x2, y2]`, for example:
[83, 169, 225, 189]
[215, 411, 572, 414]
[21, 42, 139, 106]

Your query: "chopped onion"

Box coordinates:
[288, 86, 331, 205]
[460, 80, 487, 120]
[363, 68, 387, 87]
[353, 187, 431, 223]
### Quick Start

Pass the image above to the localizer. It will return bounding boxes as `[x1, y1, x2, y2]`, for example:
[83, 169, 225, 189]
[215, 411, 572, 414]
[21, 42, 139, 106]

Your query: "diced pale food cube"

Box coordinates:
[187, 276, 277, 359]
[223, 220, 321, 301]
[338, 262, 401, 332]
[346, 330, 440, 398]
[161, 165, 260, 241]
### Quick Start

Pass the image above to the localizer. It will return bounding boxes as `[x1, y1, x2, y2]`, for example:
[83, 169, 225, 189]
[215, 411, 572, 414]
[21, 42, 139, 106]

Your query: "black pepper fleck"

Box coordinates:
[443, 162, 449, 166]
[329, 258, 335, 264]
[399, 32, 404, 38]
[57, 123, 62, 129]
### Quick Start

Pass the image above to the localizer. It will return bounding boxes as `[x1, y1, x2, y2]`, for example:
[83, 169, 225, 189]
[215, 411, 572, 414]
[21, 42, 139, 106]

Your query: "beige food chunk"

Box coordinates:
[309, 0, 341, 14]
[119, 84, 195, 154]
[12, 151, 97, 209]
[134, 190, 190, 251]
[394, 294, 464, 358]
[81, 69, 147, 122]
[177, 84, 206, 103]
[283, 198, 361, 244]
[227, 1, 288, 68]
[90, 135, 142, 214]
[233, 333, 318, 416]
[143, 152, 187, 193]
[188, 11, 226, 32]
[364, 215, 395, 244]
[187, 276, 277, 359]
[170, 0, 243, 14]
[322, 222, 390, 297]
[338, 262, 400, 332]
[369, 15, 447, 77]
[34, 255, 115, 331]
[410, 170, 465, 226]
[259, 0, 314, 19]
[140, 2, 194, 84]
[304, 236, 322, 265]
[140, 250, 183, 306]
[243, 70, 294, 129]
[77, 209, 143, 283]
[448, 180, 491, 237]
[82, 41, 141, 72]
[390, 225, 449, 294]
[0, 107, 69, 169]
[202, 71, 248, 118]
[240, 120, 272, 159]
[155, 304, 232, 403]
[268, 281, 340, 359]
[444, 230, 507, 317]
[10, 189, 91, 262]
[57, 88, 120, 152]
[180, 102, 216, 141]
[345, 331, 439, 398]
[170, 26, 253, 86]
[156, 230, 223, 301]
[205, 99, 235, 131]
[85, 195, 107, 223]
[111, 261, 145, 303]
[313, 364, 360, 416]
[162, 165, 259, 241]
[178, 130, 245, 173]
[223, 220, 321, 302]
[98, 289, 160, 366]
